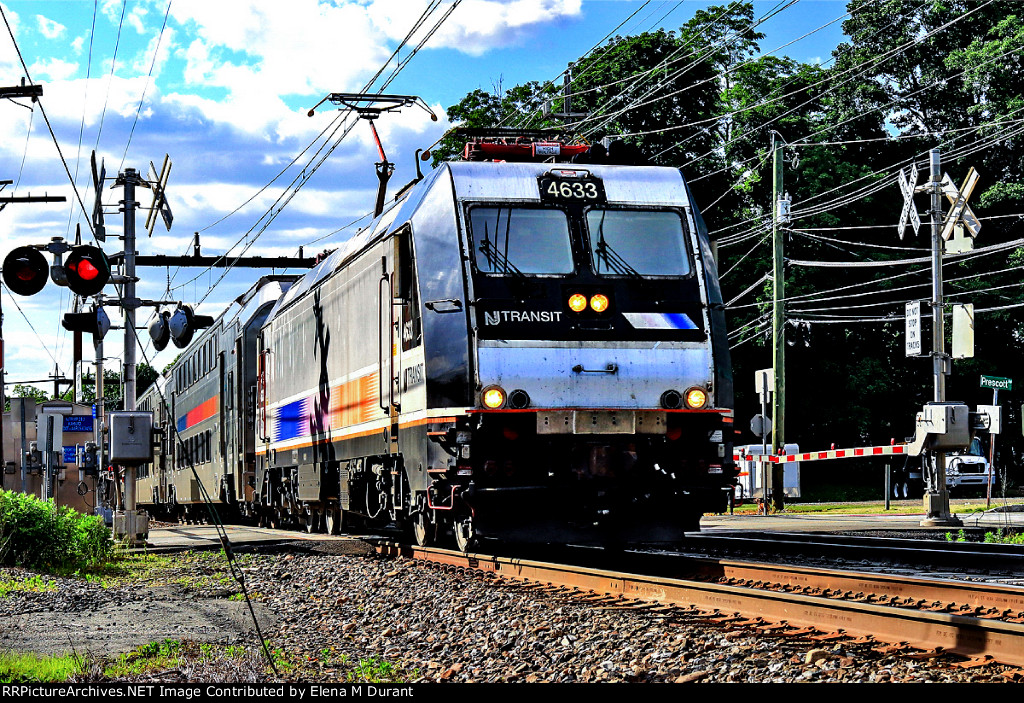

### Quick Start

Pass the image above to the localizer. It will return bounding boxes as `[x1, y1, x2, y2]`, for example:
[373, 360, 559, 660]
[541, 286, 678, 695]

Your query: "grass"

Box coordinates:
[346, 657, 413, 683]
[947, 528, 1024, 544]
[0, 652, 85, 683]
[723, 500, 1016, 517]
[0, 573, 57, 598]
[0, 490, 114, 573]
[104, 639, 183, 678]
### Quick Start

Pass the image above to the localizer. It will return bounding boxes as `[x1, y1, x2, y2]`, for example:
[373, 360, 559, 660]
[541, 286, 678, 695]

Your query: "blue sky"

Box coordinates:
[0, 0, 852, 392]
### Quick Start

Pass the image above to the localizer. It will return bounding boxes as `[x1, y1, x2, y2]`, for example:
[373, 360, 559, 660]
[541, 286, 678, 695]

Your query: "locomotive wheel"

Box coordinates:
[412, 495, 433, 547]
[324, 506, 342, 535]
[453, 516, 477, 553]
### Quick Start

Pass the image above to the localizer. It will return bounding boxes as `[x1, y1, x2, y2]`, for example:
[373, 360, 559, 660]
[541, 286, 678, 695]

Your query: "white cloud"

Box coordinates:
[130, 26, 174, 77]
[36, 14, 65, 39]
[127, 4, 149, 34]
[30, 57, 78, 81]
[171, 1, 389, 98]
[368, 0, 583, 56]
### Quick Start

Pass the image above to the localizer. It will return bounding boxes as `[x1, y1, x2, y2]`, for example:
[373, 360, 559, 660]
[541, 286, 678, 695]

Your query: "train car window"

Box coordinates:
[585, 209, 692, 277]
[467, 207, 573, 275]
[396, 230, 422, 350]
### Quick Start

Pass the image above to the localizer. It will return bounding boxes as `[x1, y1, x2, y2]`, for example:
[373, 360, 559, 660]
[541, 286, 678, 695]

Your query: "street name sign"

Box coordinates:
[980, 375, 1012, 391]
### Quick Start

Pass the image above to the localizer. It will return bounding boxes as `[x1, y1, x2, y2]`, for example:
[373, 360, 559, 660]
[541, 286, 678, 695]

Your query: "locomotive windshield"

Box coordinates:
[586, 209, 691, 277]
[468, 207, 574, 275]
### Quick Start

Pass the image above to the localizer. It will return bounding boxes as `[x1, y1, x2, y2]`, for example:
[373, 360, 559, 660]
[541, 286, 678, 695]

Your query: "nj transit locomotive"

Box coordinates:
[138, 136, 736, 550]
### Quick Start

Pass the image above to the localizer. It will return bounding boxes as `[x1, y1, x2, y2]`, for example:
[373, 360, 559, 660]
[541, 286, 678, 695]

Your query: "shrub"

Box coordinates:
[0, 490, 113, 572]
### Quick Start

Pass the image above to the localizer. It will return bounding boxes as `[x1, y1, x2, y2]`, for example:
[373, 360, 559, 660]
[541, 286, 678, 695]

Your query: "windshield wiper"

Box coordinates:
[594, 212, 642, 278]
[478, 215, 526, 279]
[478, 236, 527, 279]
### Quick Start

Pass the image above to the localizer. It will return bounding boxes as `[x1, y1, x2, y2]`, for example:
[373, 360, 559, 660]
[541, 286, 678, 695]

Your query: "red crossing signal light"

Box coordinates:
[64, 245, 110, 297]
[2, 246, 49, 296]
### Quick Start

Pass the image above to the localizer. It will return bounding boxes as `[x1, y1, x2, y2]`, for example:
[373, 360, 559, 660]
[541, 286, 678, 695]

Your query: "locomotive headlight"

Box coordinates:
[589, 293, 610, 313]
[508, 389, 531, 409]
[684, 386, 709, 409]
[568, 293, 588, 313]
[482, 386, 506, 409]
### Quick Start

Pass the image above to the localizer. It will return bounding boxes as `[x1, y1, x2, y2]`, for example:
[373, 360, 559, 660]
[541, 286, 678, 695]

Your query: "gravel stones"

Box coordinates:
[1, 547, 1019, 683]
[238, 548, 1016, 683]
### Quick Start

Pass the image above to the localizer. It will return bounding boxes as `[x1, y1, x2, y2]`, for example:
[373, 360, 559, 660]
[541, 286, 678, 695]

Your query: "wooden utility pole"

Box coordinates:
[770, 133, 786, 511]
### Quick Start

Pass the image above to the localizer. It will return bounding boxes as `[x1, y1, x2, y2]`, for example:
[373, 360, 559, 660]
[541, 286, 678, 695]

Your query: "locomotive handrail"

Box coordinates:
[425, 298, 462, 313]
[572, 363, 618, 374]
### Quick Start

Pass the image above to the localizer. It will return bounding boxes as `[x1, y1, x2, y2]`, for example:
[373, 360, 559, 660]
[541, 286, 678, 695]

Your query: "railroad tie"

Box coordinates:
[872, 642, 912, 655]
[953, 655, 996, 669]
[780, 627, 821, 638]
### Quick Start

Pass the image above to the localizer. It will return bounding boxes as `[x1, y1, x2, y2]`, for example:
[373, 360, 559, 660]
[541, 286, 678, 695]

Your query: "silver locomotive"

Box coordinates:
[139, 136, 737, 550]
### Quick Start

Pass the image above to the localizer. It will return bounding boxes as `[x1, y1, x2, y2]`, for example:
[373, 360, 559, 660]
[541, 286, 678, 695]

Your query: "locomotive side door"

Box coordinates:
[379, 250, 401, 455]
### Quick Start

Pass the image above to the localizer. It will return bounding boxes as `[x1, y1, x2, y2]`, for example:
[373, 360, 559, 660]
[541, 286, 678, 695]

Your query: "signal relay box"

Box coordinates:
[108, 411, 154, 465]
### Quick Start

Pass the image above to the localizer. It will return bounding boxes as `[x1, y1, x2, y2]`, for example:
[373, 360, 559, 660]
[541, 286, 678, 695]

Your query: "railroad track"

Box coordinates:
[378, 541, 1024, 670]
[676, 531, 1024, 571]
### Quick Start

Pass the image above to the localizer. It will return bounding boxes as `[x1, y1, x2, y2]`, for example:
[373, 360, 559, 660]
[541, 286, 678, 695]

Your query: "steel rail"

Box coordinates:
[681, 531, 1024, 568]
[379, 542, 1024, 667]
[684, 559, 1024, 614]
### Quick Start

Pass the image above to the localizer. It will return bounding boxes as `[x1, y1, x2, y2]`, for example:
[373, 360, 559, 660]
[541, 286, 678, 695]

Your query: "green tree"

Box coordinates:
[4, 385, 49, 412]
[431, 81, 560, 164]
[57, 363, 158, 410]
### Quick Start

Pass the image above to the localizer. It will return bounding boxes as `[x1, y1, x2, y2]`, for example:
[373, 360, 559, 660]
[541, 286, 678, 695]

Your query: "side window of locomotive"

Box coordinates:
[396, 229, 422, 350]
[467, 207, 574, 275]
[585, 209, 692, 277]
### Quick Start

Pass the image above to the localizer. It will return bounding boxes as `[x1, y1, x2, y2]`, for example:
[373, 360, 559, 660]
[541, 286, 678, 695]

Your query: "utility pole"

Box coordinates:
[112, 167, 143, 540]
[549, 63, 588, 122]
[921, 148, 960, 527]
[770, 133, 787, 511]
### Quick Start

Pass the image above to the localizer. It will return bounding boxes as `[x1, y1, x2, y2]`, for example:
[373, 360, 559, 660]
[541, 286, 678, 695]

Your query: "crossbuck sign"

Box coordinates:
[940, 167, 982, 241]
[897, 163, 921, 239]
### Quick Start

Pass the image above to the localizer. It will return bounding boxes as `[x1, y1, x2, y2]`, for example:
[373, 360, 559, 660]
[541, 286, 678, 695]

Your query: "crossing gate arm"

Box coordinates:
[733, 444, 908, 465]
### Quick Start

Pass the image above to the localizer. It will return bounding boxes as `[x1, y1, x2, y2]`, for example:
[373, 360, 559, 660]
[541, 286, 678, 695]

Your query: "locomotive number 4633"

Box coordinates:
[539, 176, 606, 203]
